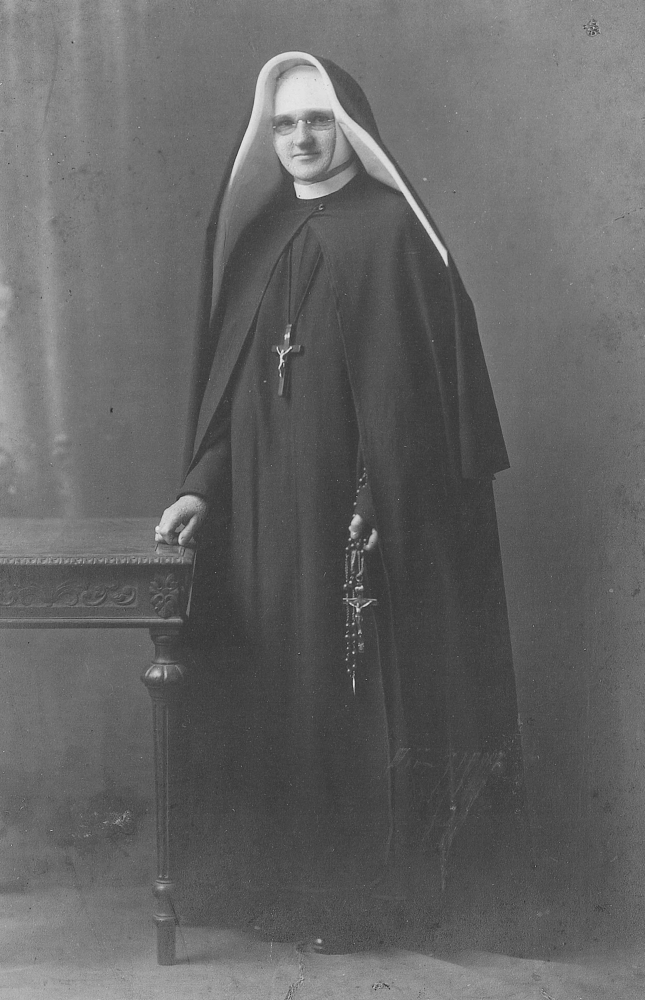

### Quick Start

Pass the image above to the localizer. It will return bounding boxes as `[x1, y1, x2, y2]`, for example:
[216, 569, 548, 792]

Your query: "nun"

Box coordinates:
[156, 52, 521, 946]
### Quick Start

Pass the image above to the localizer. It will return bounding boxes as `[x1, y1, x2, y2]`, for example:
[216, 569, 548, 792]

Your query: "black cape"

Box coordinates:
[181, 55, 522, 864]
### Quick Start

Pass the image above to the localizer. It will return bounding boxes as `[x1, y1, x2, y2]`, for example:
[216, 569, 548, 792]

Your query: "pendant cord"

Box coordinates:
[287, 242, 292, 324]
[286, 239, 323, 336]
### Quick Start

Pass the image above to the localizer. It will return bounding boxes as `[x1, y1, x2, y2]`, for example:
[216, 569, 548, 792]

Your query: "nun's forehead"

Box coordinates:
[273, 66, 333, 114]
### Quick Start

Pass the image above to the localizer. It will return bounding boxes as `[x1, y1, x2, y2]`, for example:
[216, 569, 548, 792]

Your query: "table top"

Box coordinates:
[0, 519, 195, 627]
[0, 519, 194, 566]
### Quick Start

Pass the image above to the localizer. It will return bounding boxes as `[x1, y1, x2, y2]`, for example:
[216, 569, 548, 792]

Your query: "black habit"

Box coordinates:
[180, 55, 522, 872]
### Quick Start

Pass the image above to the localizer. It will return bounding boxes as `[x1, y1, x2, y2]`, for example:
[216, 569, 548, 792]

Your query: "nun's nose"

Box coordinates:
[293, 120, 315, 144]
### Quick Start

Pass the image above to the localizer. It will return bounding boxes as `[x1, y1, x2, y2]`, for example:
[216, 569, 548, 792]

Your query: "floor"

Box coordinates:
[2, 879, 643, 1000]
[2, 813, 644, 1000]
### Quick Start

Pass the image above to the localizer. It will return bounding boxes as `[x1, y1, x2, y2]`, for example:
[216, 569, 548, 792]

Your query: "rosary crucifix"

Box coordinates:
[271, 323, 303, 396]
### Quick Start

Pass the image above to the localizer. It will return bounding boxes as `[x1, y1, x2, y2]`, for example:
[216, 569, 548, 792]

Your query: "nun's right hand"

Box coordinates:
[155, 495, 208, 548]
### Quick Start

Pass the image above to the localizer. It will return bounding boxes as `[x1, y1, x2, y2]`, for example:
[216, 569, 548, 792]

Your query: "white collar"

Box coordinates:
[293, 161, 359, 200]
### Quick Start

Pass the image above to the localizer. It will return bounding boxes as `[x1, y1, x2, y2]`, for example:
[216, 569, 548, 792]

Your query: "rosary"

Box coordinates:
[343, 485, 378, 695]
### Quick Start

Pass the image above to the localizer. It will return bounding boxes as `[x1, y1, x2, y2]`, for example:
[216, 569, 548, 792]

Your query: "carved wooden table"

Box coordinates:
[0, 518, 194, 965]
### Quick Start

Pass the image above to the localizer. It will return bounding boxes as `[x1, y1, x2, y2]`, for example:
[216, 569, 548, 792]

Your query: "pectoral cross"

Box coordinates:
[271, 324, 303, 397]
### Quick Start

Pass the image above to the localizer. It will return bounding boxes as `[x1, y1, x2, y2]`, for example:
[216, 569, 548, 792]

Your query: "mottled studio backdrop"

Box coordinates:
[1, 0, 644, 945]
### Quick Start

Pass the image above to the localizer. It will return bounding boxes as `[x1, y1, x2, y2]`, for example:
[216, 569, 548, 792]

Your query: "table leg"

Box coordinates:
[142, 625, 187, 966]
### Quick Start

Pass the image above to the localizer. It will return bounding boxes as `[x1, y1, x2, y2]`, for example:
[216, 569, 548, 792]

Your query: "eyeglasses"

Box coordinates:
[271, 113, 335, 136]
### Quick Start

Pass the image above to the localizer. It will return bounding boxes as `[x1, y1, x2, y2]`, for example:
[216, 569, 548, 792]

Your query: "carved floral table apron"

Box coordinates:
[0, 518, 194, 965]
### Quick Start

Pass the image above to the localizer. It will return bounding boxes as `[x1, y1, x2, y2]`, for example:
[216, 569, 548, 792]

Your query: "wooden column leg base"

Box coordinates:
[155, 921, 176, 967]
[154, 879, 178, 965]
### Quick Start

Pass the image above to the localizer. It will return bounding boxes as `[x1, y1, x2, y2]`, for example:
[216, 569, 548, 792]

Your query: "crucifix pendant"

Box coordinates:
[343, 538, 378, 695]
[271, 323, 304, 397]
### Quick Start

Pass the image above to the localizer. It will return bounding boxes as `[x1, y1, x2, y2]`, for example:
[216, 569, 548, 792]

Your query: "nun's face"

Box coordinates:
[272, 67, 338, 183]
[272, 107, 337, 183]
